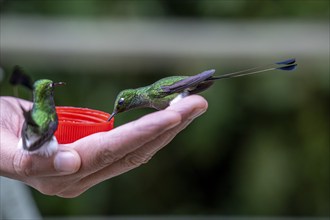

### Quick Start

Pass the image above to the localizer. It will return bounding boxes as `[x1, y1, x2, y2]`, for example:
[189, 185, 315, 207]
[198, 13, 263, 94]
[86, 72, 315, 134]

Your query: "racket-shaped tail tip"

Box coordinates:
[276, 58, 296, 65]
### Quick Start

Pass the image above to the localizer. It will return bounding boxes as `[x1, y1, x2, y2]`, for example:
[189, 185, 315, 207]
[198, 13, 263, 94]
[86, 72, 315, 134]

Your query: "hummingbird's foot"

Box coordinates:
[17, 136, 59, 157]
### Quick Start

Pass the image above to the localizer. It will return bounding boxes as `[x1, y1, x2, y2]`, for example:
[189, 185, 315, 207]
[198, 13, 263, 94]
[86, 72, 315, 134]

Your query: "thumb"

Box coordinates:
[13, 146, 81, 177]
[54, 147, 81, 174]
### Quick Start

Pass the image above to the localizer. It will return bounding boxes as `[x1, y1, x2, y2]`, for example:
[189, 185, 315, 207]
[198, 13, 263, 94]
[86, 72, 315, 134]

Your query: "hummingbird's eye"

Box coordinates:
[118, 98, 125, 106]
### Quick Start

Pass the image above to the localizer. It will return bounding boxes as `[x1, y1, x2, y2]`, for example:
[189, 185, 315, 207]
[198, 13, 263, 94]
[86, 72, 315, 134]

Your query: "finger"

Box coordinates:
[13, 145, 81, 179]
[70, 110, 182, 176]
[71, 96, 208, 190]
[166, 95, 208, 121]
[135, 95, 208, 155]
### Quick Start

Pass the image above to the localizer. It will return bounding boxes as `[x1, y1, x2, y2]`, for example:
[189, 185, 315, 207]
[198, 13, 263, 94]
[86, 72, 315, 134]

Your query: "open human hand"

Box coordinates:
[0, 95, 208, 198]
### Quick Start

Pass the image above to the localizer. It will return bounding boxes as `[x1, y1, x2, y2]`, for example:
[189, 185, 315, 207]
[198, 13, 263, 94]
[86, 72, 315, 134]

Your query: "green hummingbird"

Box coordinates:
[10, 66, 65, 157]
[109, 58, 297, 121]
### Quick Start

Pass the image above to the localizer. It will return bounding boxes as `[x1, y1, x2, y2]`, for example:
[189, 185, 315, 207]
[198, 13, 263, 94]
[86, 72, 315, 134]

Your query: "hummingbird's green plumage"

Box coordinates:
[31, 79, 58, 131]
[109, 58, 297, 121]
[112, 75, 187, 115]
[11, 66, 65, 156]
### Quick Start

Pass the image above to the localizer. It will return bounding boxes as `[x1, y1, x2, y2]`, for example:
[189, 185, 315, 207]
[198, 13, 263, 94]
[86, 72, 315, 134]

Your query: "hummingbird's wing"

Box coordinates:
[20, 107, 58, 152]
[21, 107, 38, 127]
[22, 120, 58, 152]
[21, 108, 38, 151]
[161, 69, 215, 94]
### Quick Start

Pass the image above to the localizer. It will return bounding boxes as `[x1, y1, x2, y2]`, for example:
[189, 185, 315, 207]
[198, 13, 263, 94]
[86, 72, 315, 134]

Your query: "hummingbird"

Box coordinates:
[10, 66, 65, 157]
[108, 58, 297, 121]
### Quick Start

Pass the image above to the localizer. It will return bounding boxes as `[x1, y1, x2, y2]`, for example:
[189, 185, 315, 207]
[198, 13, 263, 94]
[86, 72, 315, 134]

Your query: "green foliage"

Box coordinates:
[1, 0, 329, 19]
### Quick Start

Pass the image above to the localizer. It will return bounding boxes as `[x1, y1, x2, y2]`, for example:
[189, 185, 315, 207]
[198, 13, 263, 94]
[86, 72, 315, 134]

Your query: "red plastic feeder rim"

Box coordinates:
[55, 106, 114, 144]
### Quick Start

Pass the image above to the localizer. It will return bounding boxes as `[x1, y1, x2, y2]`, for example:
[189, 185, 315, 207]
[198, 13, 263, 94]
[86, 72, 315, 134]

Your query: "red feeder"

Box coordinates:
[55, 107, 114, 144]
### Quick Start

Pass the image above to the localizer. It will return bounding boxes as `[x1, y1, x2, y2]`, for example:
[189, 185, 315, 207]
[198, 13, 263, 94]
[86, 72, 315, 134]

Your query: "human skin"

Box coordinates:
[0, 95, 208, 198]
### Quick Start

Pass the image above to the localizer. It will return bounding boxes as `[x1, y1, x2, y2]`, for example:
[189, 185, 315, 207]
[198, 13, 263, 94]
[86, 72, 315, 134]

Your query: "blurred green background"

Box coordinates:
[0, 0, 329, 217]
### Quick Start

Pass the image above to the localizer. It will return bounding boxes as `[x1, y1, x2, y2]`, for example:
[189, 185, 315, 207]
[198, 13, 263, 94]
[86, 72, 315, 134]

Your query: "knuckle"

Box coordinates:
[93, 148, 118, 168]
[124, 151, 153, 167]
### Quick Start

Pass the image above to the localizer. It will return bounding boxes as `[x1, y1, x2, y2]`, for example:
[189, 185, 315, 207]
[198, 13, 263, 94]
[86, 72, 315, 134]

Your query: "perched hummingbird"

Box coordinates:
[109, 58, 297, 120]
[10, 66, 65, 157]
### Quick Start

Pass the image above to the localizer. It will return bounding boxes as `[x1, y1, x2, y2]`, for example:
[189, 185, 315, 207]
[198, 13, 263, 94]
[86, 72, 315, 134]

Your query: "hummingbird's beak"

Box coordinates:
[107, 111, 117, 121]
[53, 82, 66, 87]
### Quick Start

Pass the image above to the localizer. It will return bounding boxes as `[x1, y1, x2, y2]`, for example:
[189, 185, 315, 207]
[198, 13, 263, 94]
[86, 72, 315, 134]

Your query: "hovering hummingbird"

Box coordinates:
[10, 66, 65, 157]
[108, 58, 297, 121]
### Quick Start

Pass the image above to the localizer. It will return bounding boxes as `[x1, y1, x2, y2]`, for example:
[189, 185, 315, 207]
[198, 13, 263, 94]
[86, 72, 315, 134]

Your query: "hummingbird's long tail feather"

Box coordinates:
[211, 58, 297, 80]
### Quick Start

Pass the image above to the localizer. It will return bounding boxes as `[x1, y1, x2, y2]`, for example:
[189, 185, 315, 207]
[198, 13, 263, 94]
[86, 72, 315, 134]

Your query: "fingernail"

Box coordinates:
[54, 150, 78, 173]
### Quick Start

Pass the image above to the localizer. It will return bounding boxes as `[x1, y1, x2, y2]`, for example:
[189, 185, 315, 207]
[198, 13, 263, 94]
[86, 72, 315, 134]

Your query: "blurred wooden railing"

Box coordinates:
[1, 15, 328, 72]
